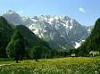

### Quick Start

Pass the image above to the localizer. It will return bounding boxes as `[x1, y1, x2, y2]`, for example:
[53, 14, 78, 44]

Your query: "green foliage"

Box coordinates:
[78, 18, 100, 56]
[0, 16, 13, 57]
[6, 30, 25, 62]
[32, 46, 50, 61]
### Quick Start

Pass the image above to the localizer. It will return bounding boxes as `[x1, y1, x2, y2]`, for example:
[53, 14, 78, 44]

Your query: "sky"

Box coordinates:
[0, 0, 100, 25]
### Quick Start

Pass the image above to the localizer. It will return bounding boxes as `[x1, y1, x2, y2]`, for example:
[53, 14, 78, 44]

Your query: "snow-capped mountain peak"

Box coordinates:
[27, 15, 91, 49]
[2, 10, 92, 50]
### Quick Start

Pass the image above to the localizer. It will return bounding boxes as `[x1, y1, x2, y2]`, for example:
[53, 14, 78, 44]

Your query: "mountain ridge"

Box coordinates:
[0, 16, 51, 58]
[2, 10, 92, 51]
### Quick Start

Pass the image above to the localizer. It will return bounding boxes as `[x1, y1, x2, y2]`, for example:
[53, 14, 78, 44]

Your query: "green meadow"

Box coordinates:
[0, 57, 100, 74]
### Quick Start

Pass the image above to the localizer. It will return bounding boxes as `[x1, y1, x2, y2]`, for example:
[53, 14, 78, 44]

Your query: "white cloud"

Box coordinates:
[79, 7, 86, 13]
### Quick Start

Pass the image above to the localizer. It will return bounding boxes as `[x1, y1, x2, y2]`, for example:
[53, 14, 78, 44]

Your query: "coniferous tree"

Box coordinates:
[6, 30, 25, 63]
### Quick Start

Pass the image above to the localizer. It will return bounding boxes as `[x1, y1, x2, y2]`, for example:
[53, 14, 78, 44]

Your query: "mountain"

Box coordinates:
[0, 16, 14, 57]
[13, 25, 51, 58]
[78, 18, 100, 56]
[3, 10, 24, 25]
[25, 16, 92, 51]
[15, 25, 50, 49]
[0, 16, 51, 58]
[2, 10, 92, 51]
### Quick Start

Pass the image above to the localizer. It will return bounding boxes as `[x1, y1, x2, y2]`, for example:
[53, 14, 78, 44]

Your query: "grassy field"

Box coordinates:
[0, 57, 100, 74]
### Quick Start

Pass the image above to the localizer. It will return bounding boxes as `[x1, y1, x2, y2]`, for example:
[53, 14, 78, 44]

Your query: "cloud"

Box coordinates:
[79, 7, 86, 13]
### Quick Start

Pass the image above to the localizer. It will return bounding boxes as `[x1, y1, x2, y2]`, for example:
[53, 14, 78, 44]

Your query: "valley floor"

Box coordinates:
[0, 57, 100, 74]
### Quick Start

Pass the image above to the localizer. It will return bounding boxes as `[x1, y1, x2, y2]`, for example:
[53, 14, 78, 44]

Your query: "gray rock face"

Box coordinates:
[28, 15, 91, 50]
[3, 10, 24, 25]
[2, 10, 92, 51]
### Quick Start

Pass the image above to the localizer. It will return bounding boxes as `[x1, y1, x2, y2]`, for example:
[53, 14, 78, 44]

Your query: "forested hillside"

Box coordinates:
[0, 16, 52, 60]
[0, 16, 14, 57]
[77, 18, 100, 56]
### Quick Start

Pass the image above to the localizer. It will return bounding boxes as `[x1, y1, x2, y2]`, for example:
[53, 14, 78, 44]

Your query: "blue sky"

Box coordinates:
[0, 0, 100, 25]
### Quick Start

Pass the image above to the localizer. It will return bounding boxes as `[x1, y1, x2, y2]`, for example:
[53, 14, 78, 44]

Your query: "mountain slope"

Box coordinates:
[3, 10, 24, 25]
[28, 15, 91, 51]
[15, 25, 51, 58]
[16, 25, 50, 48]
[0, 16, 51, 58]
[0, 16, 14, 57]
[2, 10, 92, 51]
[78, 18, 100, 56]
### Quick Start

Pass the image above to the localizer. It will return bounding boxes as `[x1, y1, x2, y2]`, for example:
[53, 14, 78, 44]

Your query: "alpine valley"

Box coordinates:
[2, 10, 93, 51]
